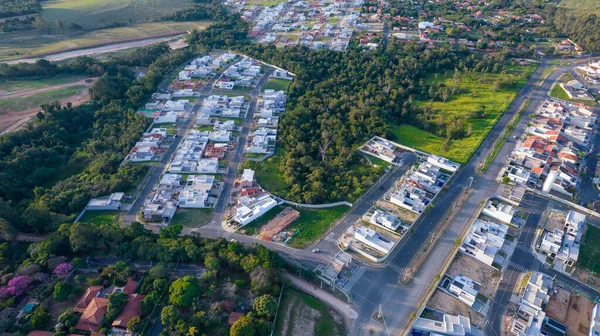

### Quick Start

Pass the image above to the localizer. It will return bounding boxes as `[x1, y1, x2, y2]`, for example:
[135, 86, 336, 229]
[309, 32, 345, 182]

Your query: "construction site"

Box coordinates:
[258, 207, 300, 241]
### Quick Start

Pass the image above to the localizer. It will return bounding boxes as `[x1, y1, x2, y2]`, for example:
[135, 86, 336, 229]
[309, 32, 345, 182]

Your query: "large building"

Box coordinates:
[459, 219, 508, 267]
[233, 193, 278, 226]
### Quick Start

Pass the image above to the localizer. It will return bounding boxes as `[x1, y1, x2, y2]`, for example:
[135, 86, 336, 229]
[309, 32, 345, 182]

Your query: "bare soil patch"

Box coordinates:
[446, 253, 501, 298]
[427, 289, 484, 327]
[546, 287, 593, 336]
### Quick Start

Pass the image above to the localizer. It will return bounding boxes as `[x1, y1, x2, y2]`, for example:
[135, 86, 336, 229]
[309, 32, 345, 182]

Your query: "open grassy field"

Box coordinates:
[78, 210, 121, 225]
[0, 21, 211, 61]
[390, 64, 537, 164]
[264, 78, 292, 92]
[171, 208, 214, 227]
[287, 206, 349, 248]
[559, 0, 600, 15]
[243, 147, 288, 197]
[0, 86, 86, 112]
[274, 287, 346, 336]
[579, 225, 600, 271]
[0, 75, 87, 93]
[41, 0, 194, 29]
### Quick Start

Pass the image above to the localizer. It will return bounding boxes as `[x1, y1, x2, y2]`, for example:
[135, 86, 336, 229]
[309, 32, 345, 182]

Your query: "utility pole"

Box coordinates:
[468, 176, 474, 189]
[377, 304, 383, 319]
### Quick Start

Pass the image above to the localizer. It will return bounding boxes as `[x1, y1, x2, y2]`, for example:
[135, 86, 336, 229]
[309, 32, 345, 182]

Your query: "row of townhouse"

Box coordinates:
[504, 99, 597, 198]
[247, 88, 289, 154]
[214, 57, 264, 90]
[196, 94, 247, 125]
[538, 210, 585, 273]
[126, 128, 169, 162]
[388, 158, 455, 214]
[141, 173, 217, 223]
[512, 272, 554, 336]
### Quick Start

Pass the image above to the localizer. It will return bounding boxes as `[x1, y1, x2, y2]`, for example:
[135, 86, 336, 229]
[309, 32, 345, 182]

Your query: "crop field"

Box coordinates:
[0, 21, 211, 61]
[41, 0, 194, 29]
[559, 0, 600, 15]
[391, 64, 537, 164]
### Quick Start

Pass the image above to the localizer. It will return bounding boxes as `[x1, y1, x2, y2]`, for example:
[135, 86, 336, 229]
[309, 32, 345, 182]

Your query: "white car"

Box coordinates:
[312, 249, 320, 253]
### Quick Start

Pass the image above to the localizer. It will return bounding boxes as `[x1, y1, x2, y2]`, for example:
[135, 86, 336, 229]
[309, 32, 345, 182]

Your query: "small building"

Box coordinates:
[459, 219, 508, 267]
[448, 274, 480, 307]
[86, 192, 125, 211]
[368, 209, 401, 231]
[209, 130, 232, 142]
[412, 308, 484, 336]
[482, 200, 515, 224]
[427, 154, 460, 172]
[233, 193, 278, 226]
[74, 297, 109, 331]
[590, 304, 600, 336]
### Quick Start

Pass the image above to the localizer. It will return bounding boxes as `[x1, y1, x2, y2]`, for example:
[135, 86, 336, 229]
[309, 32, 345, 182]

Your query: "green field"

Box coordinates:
[263, 78, 292, 92]
[239, 205, 287, 235]
[41, 0, 194, 29]
[0, 21, 211, 61]
[0, 75, 87, 93]
[558, 0, 600, 15]
[287, 206, 349, 248]
[579, 225, 600, 271]
[0, 86, 86, 112]
[548, 60, 571, 66]
[391, 64, 537, 164]
[78, 210, 120, 225]
[243, 147, 288, 197]
[171, 208, 213, 227]
[550, 74, 598, 107]
[274, 287, 346, 336]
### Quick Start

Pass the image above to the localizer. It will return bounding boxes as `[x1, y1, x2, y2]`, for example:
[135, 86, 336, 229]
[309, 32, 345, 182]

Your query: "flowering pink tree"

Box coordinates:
[53, 263, 73, 278]
[0, 275, 33, 297]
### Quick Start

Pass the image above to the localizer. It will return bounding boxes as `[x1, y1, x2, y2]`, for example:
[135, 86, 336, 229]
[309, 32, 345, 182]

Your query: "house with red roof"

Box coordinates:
[74, 285, 103, 313]
[111, 293, 144, 333]
[74, 297, 109, 332]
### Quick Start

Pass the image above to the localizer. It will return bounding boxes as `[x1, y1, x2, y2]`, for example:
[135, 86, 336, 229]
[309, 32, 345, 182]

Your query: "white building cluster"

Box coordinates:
[196, 94, 248, 125]
[360, 136, 403, 165]
[167, 130, 222, 174]
[214, 57, 264, 90]
[538, 210, 585, 273]
[126, 128, 169, 162]
[503, 99, 596, 198]
[247, 88, 288, 155]
[577, 60, 600, 84]
[459, 219, 509, 267]
[511, 272, 553, 336]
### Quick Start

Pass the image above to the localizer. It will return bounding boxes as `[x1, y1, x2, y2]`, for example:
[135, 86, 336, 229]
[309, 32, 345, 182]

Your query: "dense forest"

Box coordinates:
[543, 8, 600, 52]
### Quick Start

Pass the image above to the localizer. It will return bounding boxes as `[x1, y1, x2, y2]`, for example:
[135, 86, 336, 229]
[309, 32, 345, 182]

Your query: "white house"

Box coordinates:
[389, 183, 430, 214]
[448, 274, 480, 307]
[482, 200, 516, 224]
[368, 209, 401, 231]
[154, 111, 179, 124]
[412, 309, 483, 336]
[163, 100, 189, 111]
[196, 158, 219, 174]
[512, 272, 553, 336]
[354, 226, 394, 254]
[215, 80, 235, 90]
[173, 89, 197, 98]
[86, 193, 125, 211]
[427, 155, 459, 172]
[179, 175, 215, 208]
[233, 193, 278, 226]
[459, 219, 508, 267]
[209, 130, 232, 142]
[590, 304, 600, 336]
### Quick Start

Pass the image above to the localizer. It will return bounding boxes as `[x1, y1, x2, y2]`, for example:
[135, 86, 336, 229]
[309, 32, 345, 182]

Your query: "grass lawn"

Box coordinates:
[550, 75, 598, 107]
[41, 0, 194, 29]
[171, 208, 213, 227]
[360, 153, 391, 168]
[78, 210, 121, 225]
[222, 93, 251, 100]
[0, 86, 86, 112]
[579, 225, 600, 271]
[243, 146, 288, 197]
[287, 206, 349, 248]
[390, 64, 537, 164]
[0, 21, 211, 61]
[263, 78, 292, 92]
[0, 75, 87, 93]
[548, 60, 571, 66]
[274, 287, 346, 336]
[215, 117, 242, 125]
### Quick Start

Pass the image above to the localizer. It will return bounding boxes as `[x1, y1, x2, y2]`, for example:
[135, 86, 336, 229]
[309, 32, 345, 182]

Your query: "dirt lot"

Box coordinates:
[446, 253, 501, 299]
[546, 287, 593, 336]
[427, 290, 484, 327]
[543, 210, 566, 232]
[0, 79, 93, 133]
[375, 199, 418, 225]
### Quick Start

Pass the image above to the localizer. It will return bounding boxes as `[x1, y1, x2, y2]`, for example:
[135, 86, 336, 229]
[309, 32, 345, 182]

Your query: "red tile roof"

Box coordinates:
[112, 294, 144, 329]
[122, 280, 138, 295]
[28, 332, 53, 336]
[75, 297, 108, 331]
[74, 285, 103, 313]
[228, 312, 245, 325]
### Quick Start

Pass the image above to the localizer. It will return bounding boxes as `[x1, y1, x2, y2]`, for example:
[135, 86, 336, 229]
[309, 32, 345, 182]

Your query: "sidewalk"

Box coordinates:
[284, 273, 358, 320]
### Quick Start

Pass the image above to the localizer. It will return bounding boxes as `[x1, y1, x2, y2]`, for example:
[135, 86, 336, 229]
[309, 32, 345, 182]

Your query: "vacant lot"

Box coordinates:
[446, 253, 501, 299]
[274, 287, 346, 336]
[264, 78, 292, 92]
[78, 210, 121, 225]
[0, 75, 87, 94]
[391, 64, 537, 164]
[546, 287, 593, 336]
[427, 290, 484, 327]
[172, 208, 214, 227]
[243, 147, 288, 197]
[287, 206, 349, 248]
[41, 0, 194, 29]
[579, 224, 600, 271]
[0, 21, 211, 61]
[550, 74, 597, 107]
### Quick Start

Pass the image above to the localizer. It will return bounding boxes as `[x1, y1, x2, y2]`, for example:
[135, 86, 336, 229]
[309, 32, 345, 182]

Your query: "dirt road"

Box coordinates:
[284, 273, 359, 320]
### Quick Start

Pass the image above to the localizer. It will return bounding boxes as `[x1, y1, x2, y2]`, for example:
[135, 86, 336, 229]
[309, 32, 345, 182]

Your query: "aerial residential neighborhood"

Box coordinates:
[3, 0, 600, 336]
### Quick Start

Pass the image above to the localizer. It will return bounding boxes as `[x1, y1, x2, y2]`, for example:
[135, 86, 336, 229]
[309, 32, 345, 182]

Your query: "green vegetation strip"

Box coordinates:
[0, 86, 86, 111]
[480, 99, 532, 172]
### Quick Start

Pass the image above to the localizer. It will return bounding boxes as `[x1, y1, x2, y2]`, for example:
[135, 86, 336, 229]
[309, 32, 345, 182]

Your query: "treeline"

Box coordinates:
[543, 7, 600, 52]
[0, 44, 190, 236]
[0, 0, 40, 18]
[160, 1, 230, 22]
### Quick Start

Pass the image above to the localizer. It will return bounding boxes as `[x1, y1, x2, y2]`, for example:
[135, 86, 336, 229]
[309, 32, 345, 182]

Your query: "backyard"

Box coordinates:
[273, 287, 346, 336]
[390, 64, 537, 164]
